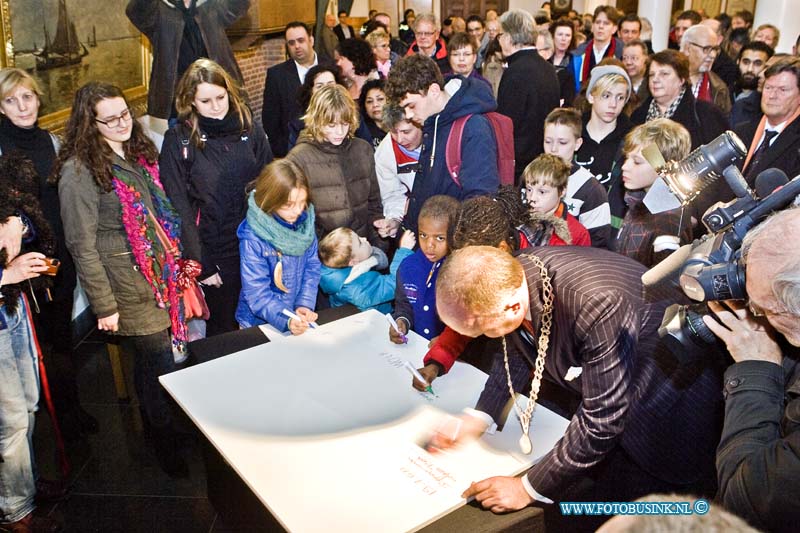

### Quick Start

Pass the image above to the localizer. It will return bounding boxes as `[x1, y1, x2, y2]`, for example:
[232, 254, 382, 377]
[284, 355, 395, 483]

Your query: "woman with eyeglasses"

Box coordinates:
[366, 28, 398, 79]
[55, 82, 190, 476]
[0, 68, 98, 442]
[446, 33, 491, 89]
[159, 58, 273, 337]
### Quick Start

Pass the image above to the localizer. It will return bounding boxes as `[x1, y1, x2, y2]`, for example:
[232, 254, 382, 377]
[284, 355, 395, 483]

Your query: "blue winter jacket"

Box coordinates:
[235, 219, 321, 331]
[393, 248, 444, 340]
[319, 248, 413, 312]
[405, 76, 499, 231]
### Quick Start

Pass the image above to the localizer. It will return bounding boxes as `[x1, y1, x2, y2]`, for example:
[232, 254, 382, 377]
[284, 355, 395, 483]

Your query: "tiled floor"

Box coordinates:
[31, 334, 234, 532]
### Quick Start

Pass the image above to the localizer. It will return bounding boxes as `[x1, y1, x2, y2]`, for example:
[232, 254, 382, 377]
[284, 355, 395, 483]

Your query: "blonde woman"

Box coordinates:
[159, 58, 273, 336]
[286, 84, 388, 245]
[366, 28, 397, 78]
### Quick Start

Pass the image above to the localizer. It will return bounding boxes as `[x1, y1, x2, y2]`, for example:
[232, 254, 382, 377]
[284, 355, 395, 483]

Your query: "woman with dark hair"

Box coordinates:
[159, 58, 273, 336]
[631, 50, 727, 149]
[724, 27, 751, 60]
[0, 67, 97, 441]
[481, 36, 504, 98]
[0, 152, 62, 531]
[55, 82, 192, 475]
[335, 38, 379, 100]
[446, 32, 491, 89]
[630, 49, 728, 229]
[550, 17, 579, 97]
[359, 79, 388, 149]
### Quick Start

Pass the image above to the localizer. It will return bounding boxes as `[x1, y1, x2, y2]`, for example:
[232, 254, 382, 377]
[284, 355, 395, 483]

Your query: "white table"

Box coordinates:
[161, 310, 569, 532]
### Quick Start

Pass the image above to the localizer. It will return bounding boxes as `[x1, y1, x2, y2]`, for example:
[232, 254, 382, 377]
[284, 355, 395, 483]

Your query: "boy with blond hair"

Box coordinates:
[319, 227, 415, 311]
[612, 118, 693, 267]
[543, 107, 611, 247]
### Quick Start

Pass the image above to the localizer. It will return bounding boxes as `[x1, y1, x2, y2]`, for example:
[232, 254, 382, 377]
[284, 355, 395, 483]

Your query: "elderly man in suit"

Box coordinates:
[496, 9, 560, 180]
[736, 56, 800, 186]
[428, 246, 724, 531]
[262, 22, 325, 158]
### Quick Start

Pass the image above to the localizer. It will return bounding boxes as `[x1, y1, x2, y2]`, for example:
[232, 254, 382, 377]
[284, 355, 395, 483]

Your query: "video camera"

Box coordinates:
[640, 131, 800, 357]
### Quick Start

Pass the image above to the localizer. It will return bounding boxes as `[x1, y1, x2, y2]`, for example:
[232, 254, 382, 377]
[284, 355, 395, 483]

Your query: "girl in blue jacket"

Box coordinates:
[235, 159, 320, 335]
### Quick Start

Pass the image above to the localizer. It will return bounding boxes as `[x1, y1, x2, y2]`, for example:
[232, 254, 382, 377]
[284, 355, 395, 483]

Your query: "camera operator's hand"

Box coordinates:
[703, 301, 783, 365]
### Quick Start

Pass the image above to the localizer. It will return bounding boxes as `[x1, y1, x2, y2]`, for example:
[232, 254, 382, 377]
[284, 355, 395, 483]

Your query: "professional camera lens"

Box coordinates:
[679, 259, 746, 302]
[659, 303, 720, 361]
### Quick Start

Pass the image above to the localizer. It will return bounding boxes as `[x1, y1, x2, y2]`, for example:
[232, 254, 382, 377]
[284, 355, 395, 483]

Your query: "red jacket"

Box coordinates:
[423, 203, 590, 373]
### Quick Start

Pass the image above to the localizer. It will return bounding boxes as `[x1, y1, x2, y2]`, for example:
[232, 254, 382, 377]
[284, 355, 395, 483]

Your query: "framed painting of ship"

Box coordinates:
[0, 0, 149, 130]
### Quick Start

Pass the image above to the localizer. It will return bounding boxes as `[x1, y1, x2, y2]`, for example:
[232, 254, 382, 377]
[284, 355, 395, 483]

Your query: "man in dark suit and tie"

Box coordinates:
[333, 10, 355, 42]
[262, 22, 323, 157]
[429, 246, 724, 529]
[735, 57, 800, 187]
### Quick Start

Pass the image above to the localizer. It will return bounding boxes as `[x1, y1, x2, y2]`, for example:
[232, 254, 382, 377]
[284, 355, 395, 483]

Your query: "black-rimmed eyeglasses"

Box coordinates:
[95, 108, 133, 128]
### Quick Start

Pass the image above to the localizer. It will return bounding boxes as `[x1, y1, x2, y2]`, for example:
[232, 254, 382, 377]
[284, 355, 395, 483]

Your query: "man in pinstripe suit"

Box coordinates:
[432, 245, 724, 526]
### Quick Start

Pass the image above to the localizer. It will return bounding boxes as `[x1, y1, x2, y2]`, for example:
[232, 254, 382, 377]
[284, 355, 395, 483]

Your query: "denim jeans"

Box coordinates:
[121, 329, 176, 430]
[0, 300, 39, 523]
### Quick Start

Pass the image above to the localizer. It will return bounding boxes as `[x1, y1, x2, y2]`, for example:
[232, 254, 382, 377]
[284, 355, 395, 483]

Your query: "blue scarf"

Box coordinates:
[246, 192, 316, 256]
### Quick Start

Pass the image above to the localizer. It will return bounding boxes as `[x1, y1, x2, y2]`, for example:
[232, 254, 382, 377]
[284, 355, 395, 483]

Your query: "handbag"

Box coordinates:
[149, 212, 210, 320]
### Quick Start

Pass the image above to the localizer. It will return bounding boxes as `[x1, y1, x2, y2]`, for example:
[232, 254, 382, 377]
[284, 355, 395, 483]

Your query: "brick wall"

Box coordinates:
[234, 36, 287, 127]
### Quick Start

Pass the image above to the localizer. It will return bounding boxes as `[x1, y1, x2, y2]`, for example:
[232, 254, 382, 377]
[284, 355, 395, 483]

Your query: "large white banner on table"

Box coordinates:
[161, 309, 569, 532]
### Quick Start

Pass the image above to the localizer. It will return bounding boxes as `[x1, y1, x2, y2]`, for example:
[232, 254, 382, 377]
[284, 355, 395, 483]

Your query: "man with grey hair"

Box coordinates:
[404, 13, 450, 74]
[681, 24, 731, 115]
[496, 9, 560, 179]
[704, 207, 800, 532]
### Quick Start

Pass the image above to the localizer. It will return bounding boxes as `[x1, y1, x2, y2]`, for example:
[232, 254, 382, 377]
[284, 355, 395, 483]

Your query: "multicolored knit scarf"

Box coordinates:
[110, 158, 187, 349]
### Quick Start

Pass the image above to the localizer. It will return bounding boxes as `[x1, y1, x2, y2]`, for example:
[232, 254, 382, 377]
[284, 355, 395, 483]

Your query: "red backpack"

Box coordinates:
[444, 112, 515, 186]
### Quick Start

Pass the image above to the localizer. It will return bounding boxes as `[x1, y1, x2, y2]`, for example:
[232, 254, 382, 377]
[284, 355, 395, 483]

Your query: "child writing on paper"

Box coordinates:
[318, 227, 415, 312]
[389, 195, 460, 343]
[235, 159, 321, 335]
[523, 154, 592, 247]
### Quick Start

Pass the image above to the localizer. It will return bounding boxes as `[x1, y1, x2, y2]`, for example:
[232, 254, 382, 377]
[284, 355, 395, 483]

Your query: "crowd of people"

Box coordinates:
[1, 1, 799, 531]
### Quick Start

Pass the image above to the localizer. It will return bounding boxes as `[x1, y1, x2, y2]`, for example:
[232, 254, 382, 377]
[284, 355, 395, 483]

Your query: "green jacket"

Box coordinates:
[58, 155, 170, 336]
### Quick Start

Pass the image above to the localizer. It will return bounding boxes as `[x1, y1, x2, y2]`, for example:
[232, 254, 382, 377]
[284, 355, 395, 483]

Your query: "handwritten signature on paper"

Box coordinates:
[399, 454, 457, 496]
[377, 352, 437, 402]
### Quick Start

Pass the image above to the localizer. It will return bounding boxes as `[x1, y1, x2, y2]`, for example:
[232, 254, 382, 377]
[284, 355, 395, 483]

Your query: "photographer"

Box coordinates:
[704, 207, 800, 532]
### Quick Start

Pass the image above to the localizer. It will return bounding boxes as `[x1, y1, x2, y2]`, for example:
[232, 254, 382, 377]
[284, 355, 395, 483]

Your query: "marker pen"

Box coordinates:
[282, 309, 318, 329]
[403, 360, 434, 395]
[385, 313, 407, 343]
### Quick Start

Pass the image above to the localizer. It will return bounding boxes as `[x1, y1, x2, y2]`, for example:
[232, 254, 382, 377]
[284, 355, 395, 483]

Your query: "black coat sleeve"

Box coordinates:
[716, 360, 800, 532]
[158, 129, 210, 274]
[262, 67, 288, 157]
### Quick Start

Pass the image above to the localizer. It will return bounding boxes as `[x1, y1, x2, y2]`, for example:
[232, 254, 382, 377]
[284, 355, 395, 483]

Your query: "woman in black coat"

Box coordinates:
[631, 50, 728, 149]
[159, 59, 273, 336]
[630, 50, 728, 227]
[0, 67, 97, 440]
